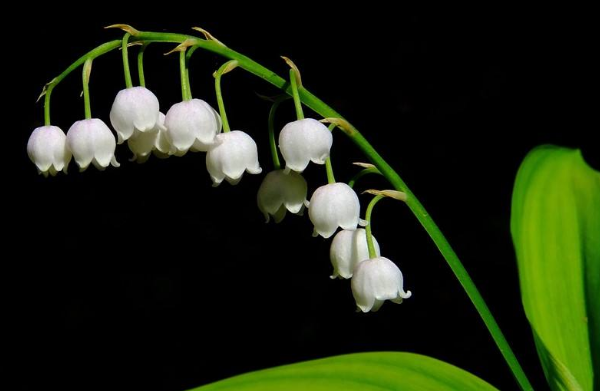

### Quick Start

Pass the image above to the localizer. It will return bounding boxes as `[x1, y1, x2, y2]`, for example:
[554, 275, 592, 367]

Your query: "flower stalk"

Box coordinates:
[325, 125, 337, 184]
[137, 43, 148, 87]
[82, 59, 93, 119]
[214, 60, 238, 133]
[267, 97, 288, 170]
[365, 195, 385, 259]
[121, 33, 133, 89]
[289, 69, 304, 120]
[179, 50, 191, 101]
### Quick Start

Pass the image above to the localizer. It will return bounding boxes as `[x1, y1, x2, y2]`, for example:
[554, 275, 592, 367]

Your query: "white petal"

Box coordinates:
[330, 229, 380, 279]
[155, 132, 171, 155]
[226, 176, 243, 186]
[370, 299, 385, 313]
[66, 121, 95, 170]
[257, 172, 286, 216]
[128, 129, 159, 162]
[154, 112, 167, 132]
[330, 230, 356, 279]
[165, 99, 221, 153]
[281, 171, 308, 214]
[279, 118, 333, 173]
[272, 205, 288, 224]
[352, 257, 410, 313]
[206, 131, 262, 187]
[67, 119, 118, 171]
[352, 260, 377, 313]
[309, 183, 360, 239]
[110, 87, 160, 143]
[190, 140, 211, 153]
[164, 101, 199, 152]
[90, 119, 118, 168]
[257, 170, 308, 222]
[27, 126, 71, 175]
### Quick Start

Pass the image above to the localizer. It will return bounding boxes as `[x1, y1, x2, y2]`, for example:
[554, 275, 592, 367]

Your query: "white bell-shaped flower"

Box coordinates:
[66, 119, 120, 171]
[330, 229, 381, 279]
[110, 87, 160, 144]
[190, 106, 222, 153]
[27, 126, 72, 177]
[206, 131, 262, 186]
[127, 112, 169, 163]
[279, 118, 333, 173]
[309, 183, 361, 239]
[352, 257, 412, 313]
[164, 99, 222, 155]
[257, 170, 308, 223]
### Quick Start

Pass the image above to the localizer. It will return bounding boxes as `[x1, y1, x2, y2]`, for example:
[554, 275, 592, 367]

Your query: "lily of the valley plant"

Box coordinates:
[29, 24, 598, 391]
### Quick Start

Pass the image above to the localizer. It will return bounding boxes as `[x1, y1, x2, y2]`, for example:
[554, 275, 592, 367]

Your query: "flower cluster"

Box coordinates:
[27, 39, 410, 313]
[28, 87, 264, 186]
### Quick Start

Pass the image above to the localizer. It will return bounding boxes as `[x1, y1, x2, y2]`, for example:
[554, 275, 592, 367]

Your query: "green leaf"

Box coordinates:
[511, 146, 600, 391]
[191, 352, 498, 391]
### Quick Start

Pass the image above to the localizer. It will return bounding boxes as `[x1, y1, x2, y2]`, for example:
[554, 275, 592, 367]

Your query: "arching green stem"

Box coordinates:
[268, 97, 289, 170]
[214, 61, 238, 133]
[121, 33, 133, 89]
[82, 59, 93, 119]
[290, 69, 304, 120]
[43, 40, 121, 126]
[365, 195, 385, 259]
[40, 31, 533, 391]
[179, 50, 191, 101]
[138, 43, 148, 87]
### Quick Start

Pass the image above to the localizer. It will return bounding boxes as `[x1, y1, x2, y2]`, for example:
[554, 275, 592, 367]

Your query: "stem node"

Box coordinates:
[321, 118, 355, 136]
[105, 24, 140, 36]
[192, 27, 227, 47]
[164, 39, 199, 56]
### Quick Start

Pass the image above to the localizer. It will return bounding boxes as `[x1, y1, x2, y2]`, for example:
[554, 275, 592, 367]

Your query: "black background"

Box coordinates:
[8, 9, 596, 391]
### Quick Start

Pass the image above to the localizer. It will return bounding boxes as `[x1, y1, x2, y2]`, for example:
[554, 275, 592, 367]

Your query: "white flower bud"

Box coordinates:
[66, 119, 120, 171]
[352, 257, 412, 313]
[257, 170, 308, 223]
[330, 229, 380, 279]
[206, 131, 262, 186]
[309, 183, 361, 239]
[27, 126, 72, 177]
[279, 118, 333, 173]
[164, 99, 221, 155]
[127, 112, 168, 164]
[110, 87, 160, 144]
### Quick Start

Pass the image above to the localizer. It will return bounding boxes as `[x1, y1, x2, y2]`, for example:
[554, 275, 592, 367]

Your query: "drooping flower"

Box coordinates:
[330, 229, 380, 279]
[352, 257, 412, 313]
[109, 87, 160, 144]
[279, 118, 333, 173]
[27, 126, 72, 177]
[257, 170, 308, 223]
[66, 119, 120, 171]
[164, 99, 221, 155]
[127, 112, 169, 163]
[190, 106, 222, 153]
[308, 183, 361, 239]
[206, 131, 262, 186]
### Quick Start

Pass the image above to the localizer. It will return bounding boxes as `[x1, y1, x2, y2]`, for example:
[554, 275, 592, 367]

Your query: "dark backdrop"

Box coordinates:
[8, 9, 595, 391]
